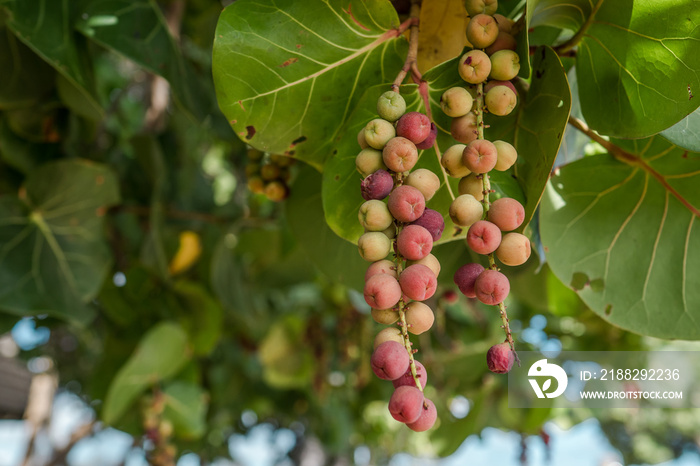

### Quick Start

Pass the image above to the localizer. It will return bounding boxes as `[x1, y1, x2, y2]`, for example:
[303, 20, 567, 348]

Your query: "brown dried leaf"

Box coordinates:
[417, 0, 469, 72]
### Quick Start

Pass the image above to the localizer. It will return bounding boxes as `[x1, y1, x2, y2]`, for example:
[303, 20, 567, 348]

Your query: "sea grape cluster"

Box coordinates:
[442, 0, 530, 373]
[356, 90, 441, 431]
[245, 148, 295, 202]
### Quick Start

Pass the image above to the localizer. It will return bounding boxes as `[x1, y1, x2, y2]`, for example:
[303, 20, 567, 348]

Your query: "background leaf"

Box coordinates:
[3, 0, 101, 112]
[103, 321, 191, 425]
[285, 164, 366, 290]
[576, 0, 700, 138]
[162, 381, 208, 440]
[661, 106, 700, 152]
[527, 0, 592, 31]
[510, 46, 571, 229]
[540, 136, 700, 339]
[0, 159, 120, 324]
[75, 0, 209, 120]
[212, 0, 406, 169]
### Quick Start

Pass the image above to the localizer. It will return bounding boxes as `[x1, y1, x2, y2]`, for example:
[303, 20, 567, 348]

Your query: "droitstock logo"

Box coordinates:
[528, 359, 568, 398]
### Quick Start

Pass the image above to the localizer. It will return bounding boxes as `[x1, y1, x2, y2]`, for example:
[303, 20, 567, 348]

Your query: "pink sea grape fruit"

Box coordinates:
[399, 264, 437, 301]
[487, 342, 515, 374]
[474, 269, 510, 305]
[397, 224, 433, 261]
[361, 169, 394, 200]
[410, 208, 444, 242]
[453, 263, 485, 298]
[363, 273, 402, 309]
[415, 122, 437, 150]
[392, 360, 428, 389]
[395, 112, 431, 145]
[387, 185, 426, 222]
[371, 341, 410, 380]
[406, 398, 437, 432]
[388, 386, 424, 423]
[466, 220, 502, 255]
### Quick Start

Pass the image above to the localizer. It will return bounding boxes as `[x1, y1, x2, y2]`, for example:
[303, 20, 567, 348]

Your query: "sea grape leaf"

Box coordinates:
[527, 0, 592, 31]
[74, 0, 208, 121]
[416, 0, 468, 73]
[174, 281, 223, 357]
[162, 381, 208, 440]
[511, 46, 571, 229]
[576, 0, 700, 138]
[103, 322, 191, 424]
[540, 136, 700, 339]
[0, 159, 120, 324]
[661, 106, 700, 153]
[0, 24, 56, 109]
[212, 0, 406, 169]
[3, 0, 102, 113]
[286, 165, 366, 291]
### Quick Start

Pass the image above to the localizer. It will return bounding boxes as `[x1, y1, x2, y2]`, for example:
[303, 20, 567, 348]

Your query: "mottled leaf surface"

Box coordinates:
[212, 0, 406, 169]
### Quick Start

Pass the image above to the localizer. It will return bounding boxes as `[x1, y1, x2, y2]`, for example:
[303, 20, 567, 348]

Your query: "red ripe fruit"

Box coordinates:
[371, 341, 410, 380]
[396, 112, 431, 144]
[487, 342, 515, 374]
[361, 169, 394, 200]
[392, 360, 428, 389]
[453, 263, 485, 298]
[388, 386, 424, 423]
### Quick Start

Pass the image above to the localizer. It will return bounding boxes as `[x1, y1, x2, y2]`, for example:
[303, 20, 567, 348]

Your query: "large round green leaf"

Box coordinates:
[540, 136, 700, 339]
[212, 0, 405, 169]
[0, 159, 120, 324]
[576, 0, 700, 138]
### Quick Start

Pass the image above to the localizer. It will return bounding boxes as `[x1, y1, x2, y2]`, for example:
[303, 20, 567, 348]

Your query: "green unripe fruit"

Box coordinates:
[441, 144, 471, 178]
[371, 308, 399, 325]
[247, 176, 265, 194]
[458, 173, 484, 201]
[449, 194, 483, 227]
[358, 232, 392, 262]
[485, 85, 517, 116]
[493, 140, 518, 171]
[496, 232, 531, 266]
[405, 168, 441, 201]
[260, 162, 281, 181]
[358, 199, 394, 231]
[377, 91, 407, 122]
[264, 180, 289, 202]
[489, 50, 520, 81]
[458, 50, 491, 84]
[440, 87, 474, 117]
[466, 14, 499, 49]
[364, 118, 396, 149]
[464, 0, 498, 17]
[374, 326, 404, 349]
[355, 148, 387, 177]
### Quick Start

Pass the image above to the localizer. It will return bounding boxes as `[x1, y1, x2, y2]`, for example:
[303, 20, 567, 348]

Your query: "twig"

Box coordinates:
[553, 0, 605, 55]
[391, 0, 422, 92]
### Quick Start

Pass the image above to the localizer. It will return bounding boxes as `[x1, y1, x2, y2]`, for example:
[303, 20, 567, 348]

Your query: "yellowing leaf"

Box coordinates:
[169, 231, 202, 275]
[417, 0, 469, 72]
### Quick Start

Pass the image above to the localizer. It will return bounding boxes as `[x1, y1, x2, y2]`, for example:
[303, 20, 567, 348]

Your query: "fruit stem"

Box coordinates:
[397, 298, 424, 392]
[391, 0, 422, 92]
[475, 81, 520, 366]
[554, 0, 604, 55]
[390, 168, 423, 391]
[433, 140, 456, 201]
